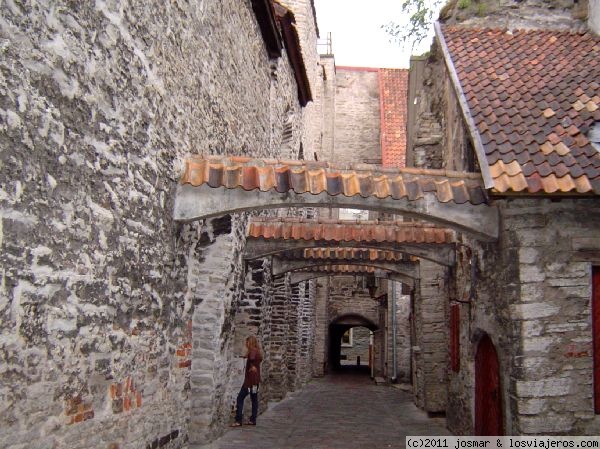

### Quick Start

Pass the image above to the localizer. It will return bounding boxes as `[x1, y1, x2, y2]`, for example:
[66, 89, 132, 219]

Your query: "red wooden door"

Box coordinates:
[593, 267, 600, 413]
[475, 335, 504, 435]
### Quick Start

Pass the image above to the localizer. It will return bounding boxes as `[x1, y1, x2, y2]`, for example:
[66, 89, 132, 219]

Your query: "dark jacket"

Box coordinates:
[243, 348, 263, 388]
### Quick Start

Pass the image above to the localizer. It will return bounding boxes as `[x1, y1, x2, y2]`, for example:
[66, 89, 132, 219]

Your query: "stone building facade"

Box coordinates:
[0, 0, 321, 447]
[406, 0, 600, 435]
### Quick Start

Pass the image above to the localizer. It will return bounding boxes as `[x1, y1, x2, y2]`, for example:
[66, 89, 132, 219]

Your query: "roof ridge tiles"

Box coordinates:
[180, 157, 489, 204]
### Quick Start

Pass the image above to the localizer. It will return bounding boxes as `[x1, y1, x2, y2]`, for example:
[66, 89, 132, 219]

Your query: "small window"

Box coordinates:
[341, 329, 353, 347]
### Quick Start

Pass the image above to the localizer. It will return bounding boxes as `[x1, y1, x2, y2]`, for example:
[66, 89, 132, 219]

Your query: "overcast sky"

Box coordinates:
[313, 0, 437, 69]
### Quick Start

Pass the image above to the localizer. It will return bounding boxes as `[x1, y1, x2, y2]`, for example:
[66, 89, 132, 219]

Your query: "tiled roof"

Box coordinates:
[248, 218, 454, 243]
[440, 26, 600, 195]
[297, 265, 377, 274]
[302, 248, 402, 261]
[379, 69, 409, 168]
[180, 156, 488, 204]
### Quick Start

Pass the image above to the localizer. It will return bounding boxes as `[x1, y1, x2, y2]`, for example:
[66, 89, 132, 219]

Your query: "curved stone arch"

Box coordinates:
[174, 184, 499, 241]
[287, 270, 414, 289]
[331, 313, 379, 331]
[271, 257, 418, 279]
[244, 239, 455, 266]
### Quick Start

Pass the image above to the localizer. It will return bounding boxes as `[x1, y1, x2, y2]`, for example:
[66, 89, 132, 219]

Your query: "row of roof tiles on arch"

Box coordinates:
[300, 248, 403, 261]
[180, 156, 488, 205]
[248, 218, 454, 244]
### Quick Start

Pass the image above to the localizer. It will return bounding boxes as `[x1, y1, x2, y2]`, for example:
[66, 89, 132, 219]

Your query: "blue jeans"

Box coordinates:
[235, 386, 258, 424]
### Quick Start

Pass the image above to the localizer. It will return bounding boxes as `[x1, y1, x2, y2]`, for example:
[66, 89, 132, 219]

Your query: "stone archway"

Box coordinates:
[329, 314, 379, 373]
[244, 218, 457, 266]
[173, 156, 499, 240]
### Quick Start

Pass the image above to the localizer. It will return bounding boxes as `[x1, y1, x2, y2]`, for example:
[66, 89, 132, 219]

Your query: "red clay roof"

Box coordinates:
[440, 26, 600, 195]
[298, 265, 377, 274]
[379, 69, 409, 168]
[302, 248, 402, 261]
[248, 218, 454, 243]
[180, 156, 488, 205]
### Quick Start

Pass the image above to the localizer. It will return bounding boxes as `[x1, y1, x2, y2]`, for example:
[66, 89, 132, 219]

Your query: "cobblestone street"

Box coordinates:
[197, 372, 450, 449]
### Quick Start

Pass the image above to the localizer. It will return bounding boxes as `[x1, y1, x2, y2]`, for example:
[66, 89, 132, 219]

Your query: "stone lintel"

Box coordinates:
[288, 269, 415, 288]
[244, 238, 455, 266]
[271, 256, 418, 278]
[173, 184, 499, 241]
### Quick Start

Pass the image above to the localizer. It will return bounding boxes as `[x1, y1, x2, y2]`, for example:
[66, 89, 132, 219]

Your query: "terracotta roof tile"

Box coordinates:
[180, 156, 488, 205]
[248, 218, 455, 244]
[441, 26, 600, 195]
[301, 248, 403, 262]
[298, 265, 377, 274]
[379, 69, 409, 168]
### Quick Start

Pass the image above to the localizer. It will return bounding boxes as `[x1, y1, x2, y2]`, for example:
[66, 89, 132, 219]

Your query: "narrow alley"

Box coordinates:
[199, 372, 449, 449]
[1, 1, 600, 448]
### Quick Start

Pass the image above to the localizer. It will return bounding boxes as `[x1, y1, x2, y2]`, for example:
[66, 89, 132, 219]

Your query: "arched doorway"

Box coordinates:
[475, 334, 503, 435]
[329, 314, 378, 374]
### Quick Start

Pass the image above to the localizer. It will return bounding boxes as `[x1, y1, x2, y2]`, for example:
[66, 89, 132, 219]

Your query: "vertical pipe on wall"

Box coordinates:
[391, 281, 398, 383]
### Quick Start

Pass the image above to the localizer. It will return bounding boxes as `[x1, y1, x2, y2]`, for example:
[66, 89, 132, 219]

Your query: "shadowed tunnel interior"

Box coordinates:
[329, 314, 378, 373]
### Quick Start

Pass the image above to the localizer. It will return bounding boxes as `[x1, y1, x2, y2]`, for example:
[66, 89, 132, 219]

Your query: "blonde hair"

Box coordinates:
[246, 335, 262, 357]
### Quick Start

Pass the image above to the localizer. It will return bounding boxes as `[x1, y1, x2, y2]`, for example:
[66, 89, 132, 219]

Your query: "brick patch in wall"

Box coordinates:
[146, 429, 180, 449]
[65, 395, 95, 425]
[176, 320, 193, 369]
[110, 376, 142, 413]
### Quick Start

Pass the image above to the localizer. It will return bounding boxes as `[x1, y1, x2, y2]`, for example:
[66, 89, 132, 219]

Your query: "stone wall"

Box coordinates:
[278, 0, 321, 162]
[387, 282, 412, 382]
[412, 261, 449, 413]
[0, 0, 311, 447]
[327, 276, 380, 326]
[314, 56, 337, 162]
[441, 0, 588, 31]
[341, 326, 370, 365]
[333, 68, 381, 165]
[505, 199, 600, 435]
[312, 277, 330, 376]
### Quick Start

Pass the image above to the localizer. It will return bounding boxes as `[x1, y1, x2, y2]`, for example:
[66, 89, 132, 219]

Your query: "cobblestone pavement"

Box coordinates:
[196, 372, 450, 449]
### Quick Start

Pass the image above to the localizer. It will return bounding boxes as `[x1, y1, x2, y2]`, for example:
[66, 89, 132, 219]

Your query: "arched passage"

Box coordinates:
[173, 157, 499, 240]
[329, 314, 378, 373]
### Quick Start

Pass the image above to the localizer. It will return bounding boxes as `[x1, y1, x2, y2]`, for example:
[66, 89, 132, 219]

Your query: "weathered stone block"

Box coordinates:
[511, 302, 559, 320]
[516, 377, 572, 397]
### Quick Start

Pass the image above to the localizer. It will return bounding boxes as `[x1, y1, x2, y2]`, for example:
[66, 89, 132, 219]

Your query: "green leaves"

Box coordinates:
[382, 0, 444, 52]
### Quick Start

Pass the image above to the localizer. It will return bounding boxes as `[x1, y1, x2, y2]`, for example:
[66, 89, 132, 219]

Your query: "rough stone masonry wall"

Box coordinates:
[230, 258, 275, 422]
[505, 199, 600, 435]
[327, 276, 380, 326]
[333, 69, 381, 165]
[387, 282, 412, 382]
[278, 0, 321, 162]
[446, 230, 519, 434]
[313, 56, 336, 162]
[0, 1, 308, 447]
[341, 326, 370, 365]
[412, 261, 448, 413]
[292, 280, 318, 386]
[312, 276, 330, 375]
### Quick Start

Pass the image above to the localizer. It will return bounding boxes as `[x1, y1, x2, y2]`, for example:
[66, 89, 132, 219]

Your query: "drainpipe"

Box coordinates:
[391, 281, 398, 383]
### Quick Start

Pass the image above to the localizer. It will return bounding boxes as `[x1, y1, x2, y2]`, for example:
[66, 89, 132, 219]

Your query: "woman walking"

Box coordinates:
[231, 335, 263, 427]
